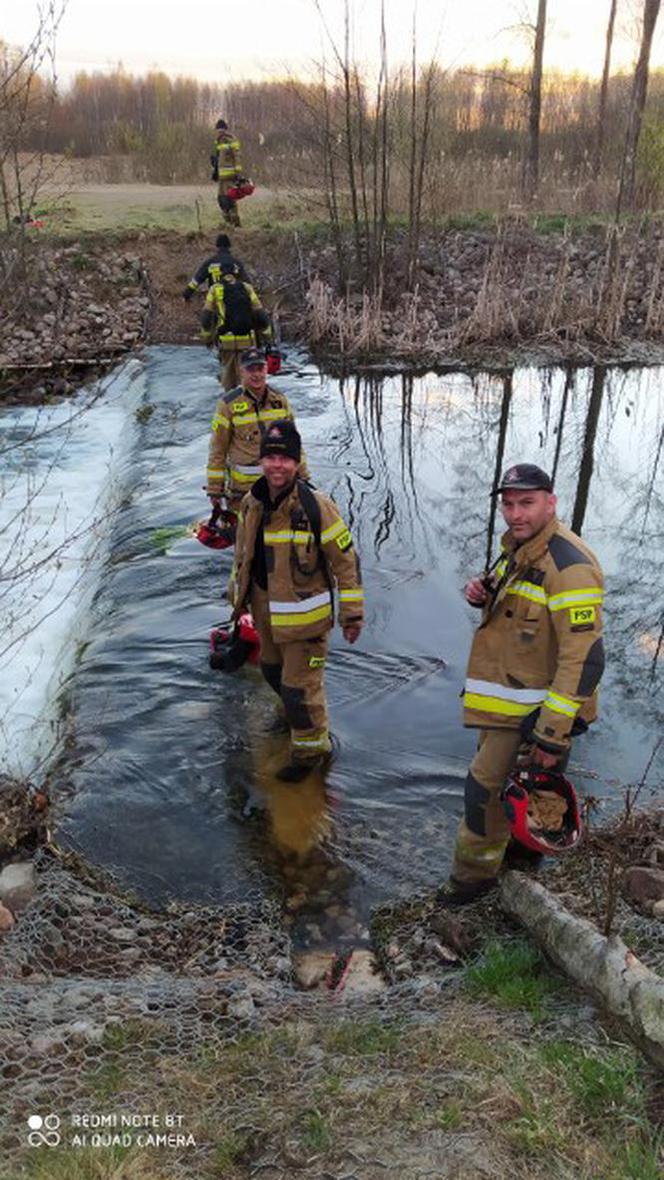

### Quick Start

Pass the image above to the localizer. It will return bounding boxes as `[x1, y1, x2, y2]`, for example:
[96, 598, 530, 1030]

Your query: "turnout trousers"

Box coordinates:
[250, 587, 331, 763]
[217, 180, 240, 226]
[451, 729, 523, 885]
[218, 349, 241, 392]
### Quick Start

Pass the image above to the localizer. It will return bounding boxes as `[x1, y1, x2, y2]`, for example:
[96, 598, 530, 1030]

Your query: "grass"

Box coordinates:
[465, 937, 558, 1018]
[213, 1131, 250, 1171]
[539, 1040, 645, 1123]
[16, 1145, 165, 1180]
[434, 1100, 464, 1130]
[6, 997, 661, 1180]
[300, 1108, 333, 1152]
[323, 1016, 403, 1056]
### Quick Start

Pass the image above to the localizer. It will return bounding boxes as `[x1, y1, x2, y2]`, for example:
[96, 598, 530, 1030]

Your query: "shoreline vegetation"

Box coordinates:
[6, 208, 664, 399]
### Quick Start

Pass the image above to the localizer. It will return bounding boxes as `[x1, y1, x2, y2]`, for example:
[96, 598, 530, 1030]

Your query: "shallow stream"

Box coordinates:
[1, 347, 662, 931]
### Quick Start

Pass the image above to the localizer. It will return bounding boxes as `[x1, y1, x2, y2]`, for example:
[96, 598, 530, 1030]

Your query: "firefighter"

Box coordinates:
[182, 233, 250, 300]
[210, 118, 242, 227]
[200, 273, 272, 391]
[227, 419, 364, 782]
[205, 347, 309, 514]
[440, 463, 605, 907]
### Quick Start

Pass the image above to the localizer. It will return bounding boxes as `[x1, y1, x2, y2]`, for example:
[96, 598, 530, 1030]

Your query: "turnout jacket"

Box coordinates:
[228, 477, 364, 643]
[206, 384, 309, 498]
[211, 130, 242, 181]
[184, 251, 250, 295]
[463, 516, 605, 753]
[200, 279, 269, 353]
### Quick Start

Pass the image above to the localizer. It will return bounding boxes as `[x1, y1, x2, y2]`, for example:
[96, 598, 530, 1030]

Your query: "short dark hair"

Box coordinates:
[215, 233, 231, 249]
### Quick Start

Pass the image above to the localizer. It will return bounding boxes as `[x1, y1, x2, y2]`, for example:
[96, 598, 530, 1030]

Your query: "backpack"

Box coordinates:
[220, 275, 253, 335]
[295, 479, 322, 547]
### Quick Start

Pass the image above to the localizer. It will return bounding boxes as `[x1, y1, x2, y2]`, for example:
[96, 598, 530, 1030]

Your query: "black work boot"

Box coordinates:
[502, 840, 545, 872]
[275, 760, 321, 784]
[435, 877, 498, 909]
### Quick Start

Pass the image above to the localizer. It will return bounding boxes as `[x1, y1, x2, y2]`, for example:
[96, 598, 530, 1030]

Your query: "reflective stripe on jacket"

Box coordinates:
[200, 280, 268, 350]
[206, 385, 310, 497]
[185, 252, 250, 294]
[228, 478, 364, 643]
[213, 132, 242, 180]
[463, 517, 605, 752]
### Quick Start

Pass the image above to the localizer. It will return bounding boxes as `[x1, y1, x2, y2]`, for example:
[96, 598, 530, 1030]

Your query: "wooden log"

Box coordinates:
[500, 870, 664, 1068]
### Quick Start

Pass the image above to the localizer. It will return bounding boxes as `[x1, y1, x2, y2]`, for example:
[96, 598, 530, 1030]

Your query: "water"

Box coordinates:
[0, 360, 144, 780]
[2, 347, 663, 922]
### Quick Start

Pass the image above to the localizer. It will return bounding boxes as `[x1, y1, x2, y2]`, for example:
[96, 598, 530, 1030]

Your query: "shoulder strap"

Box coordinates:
[223, 385, 243, 404]
[296, 479, 322, 548]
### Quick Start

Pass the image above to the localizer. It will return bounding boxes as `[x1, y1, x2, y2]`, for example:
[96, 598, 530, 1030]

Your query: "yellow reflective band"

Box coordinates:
[544, 691, 580, 718]
[548, 588, 603, 612]
[219, 334, 254, 348]
[339, 589, 364, 601]
[321, 518, 347, 543]
[270, 604, 332, 627]
[264, 530, 313, 544]
[232, 408, 287, 426]
[211, 415, 229, 432]
[457, 841, 508, 864]
[292, 735, 330, 750]
[230, 469, 260, 484]
[463, 692, 539, 717]
[506, 581, 547, 605]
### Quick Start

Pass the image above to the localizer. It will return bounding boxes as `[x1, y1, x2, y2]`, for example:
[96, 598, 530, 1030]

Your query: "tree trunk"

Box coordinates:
[500, 872, 664, 1070]
[523, 0, 547, 200]
[593, 0, 618, 178]
[617, 0, 662, 212]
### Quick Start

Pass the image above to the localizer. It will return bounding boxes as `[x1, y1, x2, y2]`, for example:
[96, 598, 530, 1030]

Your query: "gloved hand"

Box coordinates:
[182, 286, 193, 301]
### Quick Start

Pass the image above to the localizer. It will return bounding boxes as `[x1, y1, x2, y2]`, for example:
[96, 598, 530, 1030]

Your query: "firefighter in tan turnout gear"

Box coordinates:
[200, 274, 272, 392]
[206, 347, 308, 513]
[228, 420, 364, 782]
[440, 463, 605, 906]
[210, 118, 243, 226]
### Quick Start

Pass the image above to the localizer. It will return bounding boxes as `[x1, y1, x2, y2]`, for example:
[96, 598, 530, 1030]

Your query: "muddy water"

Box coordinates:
[54, 347, 664, 925]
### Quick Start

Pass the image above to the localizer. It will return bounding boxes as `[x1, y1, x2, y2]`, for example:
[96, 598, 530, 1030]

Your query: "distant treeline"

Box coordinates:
[20, 64, 664, 208]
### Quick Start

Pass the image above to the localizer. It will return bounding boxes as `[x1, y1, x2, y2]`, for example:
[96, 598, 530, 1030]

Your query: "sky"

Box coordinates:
[4, 0, 664, 85]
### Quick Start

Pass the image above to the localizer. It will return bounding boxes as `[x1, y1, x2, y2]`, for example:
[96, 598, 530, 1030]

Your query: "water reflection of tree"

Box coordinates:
[572, 366, 606, 535]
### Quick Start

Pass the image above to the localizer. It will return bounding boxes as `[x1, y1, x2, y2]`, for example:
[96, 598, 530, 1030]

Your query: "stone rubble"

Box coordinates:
[0, 243, 149, 398]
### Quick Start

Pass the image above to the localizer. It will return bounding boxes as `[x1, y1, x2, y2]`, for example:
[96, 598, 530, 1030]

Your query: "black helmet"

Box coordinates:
[215, 118, 228, 130]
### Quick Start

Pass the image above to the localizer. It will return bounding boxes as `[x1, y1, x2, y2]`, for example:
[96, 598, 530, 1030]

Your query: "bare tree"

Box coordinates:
[593, 0, 619, 178]
[0, 3, 65, 322]
[617, 0, 662, 212]
[523, 0, 547, 201]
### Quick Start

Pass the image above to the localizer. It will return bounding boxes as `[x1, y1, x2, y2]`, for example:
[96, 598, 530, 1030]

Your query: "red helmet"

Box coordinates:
[227, 177, 255, 200]
[195, 506, 237, 550]
[501, 768, 582, 855]
[209, 612, 261, 671]
[265, 347, 282, 375]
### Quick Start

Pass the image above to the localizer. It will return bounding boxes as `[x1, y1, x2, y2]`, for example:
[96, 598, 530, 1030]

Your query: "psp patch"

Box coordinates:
[309, 656, 326, 668]
[232, 401, 249, 412]
[570, 605, 595, 630]
[336, 529, 352, 552]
